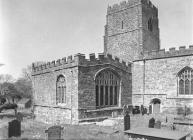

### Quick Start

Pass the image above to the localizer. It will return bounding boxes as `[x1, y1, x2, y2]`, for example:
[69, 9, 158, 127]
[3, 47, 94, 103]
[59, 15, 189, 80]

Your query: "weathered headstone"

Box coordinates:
[8, 119, 21, 138]
[124, 113, 130, 131]
[172, 123, 176, 130]
[16, 112, 23, 122]
[132, 106, 140, 114]
[127, 105, 133, 113]
[45, 125, 63, 140]
[148, 117, 155, 128]
[154, 120, 161, 129]
[112, 111, 118, 118]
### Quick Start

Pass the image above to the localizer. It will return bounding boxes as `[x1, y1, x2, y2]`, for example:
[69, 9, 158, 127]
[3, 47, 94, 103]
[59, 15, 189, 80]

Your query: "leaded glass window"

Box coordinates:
[56, 75, 66, 104]
[95, 69, 120, 108]
[178, 67, 193, 95]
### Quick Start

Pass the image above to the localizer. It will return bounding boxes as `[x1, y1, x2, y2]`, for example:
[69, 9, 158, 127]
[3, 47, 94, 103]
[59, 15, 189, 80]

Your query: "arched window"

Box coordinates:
[148, 18, 153, 31]
[56, 75, 66, 104]
[95, 69, 120, 108]
[178, 67, 193, 95]
[179, 80, 184, 95]
[185, 79, 190, 94]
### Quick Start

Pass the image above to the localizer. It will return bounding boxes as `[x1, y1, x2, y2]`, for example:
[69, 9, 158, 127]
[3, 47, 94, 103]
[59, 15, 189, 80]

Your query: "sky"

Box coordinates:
[0, 0, 192, 79]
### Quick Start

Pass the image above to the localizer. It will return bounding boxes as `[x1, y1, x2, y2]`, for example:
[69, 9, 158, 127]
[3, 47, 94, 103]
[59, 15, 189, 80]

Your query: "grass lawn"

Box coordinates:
[0, 109, 193, 139]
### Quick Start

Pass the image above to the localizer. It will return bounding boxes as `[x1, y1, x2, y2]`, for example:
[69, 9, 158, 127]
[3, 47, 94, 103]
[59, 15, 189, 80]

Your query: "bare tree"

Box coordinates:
[0, 74, 15, 84]
[21, 65, 32, 81]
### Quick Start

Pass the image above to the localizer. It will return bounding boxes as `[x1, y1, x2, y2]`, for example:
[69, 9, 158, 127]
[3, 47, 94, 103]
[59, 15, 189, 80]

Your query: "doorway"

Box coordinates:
[150, 98, 161, 114]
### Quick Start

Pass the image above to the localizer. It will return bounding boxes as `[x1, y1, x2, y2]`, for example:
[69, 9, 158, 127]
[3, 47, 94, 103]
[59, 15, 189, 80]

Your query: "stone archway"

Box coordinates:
[150, 98, 161, 114]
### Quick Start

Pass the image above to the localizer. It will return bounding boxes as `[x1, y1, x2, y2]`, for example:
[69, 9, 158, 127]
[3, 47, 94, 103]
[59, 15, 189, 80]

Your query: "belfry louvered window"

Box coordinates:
[95, 69, 120, 108]
[178, 67, 193, 95]
[148, 18, 153, 32]
[56, 75, 66, 104]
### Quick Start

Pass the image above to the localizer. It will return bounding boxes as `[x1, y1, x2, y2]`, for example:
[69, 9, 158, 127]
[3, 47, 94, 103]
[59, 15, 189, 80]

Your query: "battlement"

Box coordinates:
[107, 0, 157, 15]
[137, 45, 193, 61]
[32, 53, 131, 75]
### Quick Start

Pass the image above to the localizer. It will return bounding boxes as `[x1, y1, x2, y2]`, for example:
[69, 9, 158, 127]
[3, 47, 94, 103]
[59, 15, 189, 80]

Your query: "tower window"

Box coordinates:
[148, 18, 153, 31]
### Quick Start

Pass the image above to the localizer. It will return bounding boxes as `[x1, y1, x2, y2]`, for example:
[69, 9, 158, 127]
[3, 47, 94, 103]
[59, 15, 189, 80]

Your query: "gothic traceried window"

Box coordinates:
[178, 67, 193, 95]
[191, 80, 193, 94]
[179, 80, 184, 95]
[56, 75, 66, 104]
[185, 79, 190, 94]
[95, 69, 120, 108]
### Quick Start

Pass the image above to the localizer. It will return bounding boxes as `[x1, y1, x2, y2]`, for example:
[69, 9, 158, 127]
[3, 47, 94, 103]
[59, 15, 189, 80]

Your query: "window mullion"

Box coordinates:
[189, 76, 191, 95]
[184, 75, 185, 95]
[98, 84, 100, 107]
[108, 80, 110, 106]
[56, 85, 58, 104]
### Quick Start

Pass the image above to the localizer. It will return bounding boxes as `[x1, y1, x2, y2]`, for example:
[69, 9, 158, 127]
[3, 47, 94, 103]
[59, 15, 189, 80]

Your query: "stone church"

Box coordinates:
[32, 0, 193, 124]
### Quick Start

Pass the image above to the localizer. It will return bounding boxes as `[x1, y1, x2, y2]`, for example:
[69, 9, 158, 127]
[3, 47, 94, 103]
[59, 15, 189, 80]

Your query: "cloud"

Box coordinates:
[0, 64, 5, 67]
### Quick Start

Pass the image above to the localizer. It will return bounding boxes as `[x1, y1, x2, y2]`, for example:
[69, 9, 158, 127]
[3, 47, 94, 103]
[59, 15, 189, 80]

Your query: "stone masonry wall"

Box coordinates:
[34, 106, 72, 124]
[32, 53, 132, 122]
[104, 2, 142, 62]
[77, 53, 132, 119]
[104, 0, 160, 62]
[133, 53, 193, 112]
[78, 64, 132, 110]
[142, 2, 160, 52]
[32, 59, 79, 124]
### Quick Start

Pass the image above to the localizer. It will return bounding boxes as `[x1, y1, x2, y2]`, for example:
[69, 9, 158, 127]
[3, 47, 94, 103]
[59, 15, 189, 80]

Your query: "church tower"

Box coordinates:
[104, 0, 160, 62]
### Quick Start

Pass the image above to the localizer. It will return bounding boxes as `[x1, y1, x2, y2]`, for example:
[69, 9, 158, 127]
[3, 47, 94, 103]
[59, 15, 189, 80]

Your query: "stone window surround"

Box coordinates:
[95, 68, 120, 109]
[177, 66, 193, 96]
[56, 74, 66, 105]
[147, 17, 153, 32]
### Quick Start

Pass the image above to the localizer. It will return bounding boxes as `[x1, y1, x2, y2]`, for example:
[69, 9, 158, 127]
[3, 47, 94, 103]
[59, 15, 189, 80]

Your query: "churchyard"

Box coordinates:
[0, 108, 193, 140]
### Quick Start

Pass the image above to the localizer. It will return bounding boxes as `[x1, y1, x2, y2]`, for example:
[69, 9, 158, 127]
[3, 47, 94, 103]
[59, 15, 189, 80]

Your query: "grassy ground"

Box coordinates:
[0, 109, 193, 140]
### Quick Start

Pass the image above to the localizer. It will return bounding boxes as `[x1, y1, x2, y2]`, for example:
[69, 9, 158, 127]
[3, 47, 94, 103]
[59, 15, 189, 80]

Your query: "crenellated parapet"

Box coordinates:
[137, 45, 193, 61]
[107, 0, 157, 15]
[32, 53, 131, 75]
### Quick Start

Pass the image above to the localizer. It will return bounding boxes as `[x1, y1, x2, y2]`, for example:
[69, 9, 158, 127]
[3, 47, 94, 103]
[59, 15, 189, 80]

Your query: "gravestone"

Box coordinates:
[148, 117, 155, 128]
[172, 123, 176, 130]
[16, 112, 23, 122]
[45, 125, 63, 140]
[112, 111, 118, 118]
[132, 106, 140, 114]
[124, 113, 130, 131]
[154, 120, 161, 129]
[8, 119, 21, 138]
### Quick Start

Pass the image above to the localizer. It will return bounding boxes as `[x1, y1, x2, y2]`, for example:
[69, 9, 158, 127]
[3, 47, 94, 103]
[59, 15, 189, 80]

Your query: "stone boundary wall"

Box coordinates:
[32, 53, 131, 75]
[107, 0, 157, 15]
[134, 45, 193, 61]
